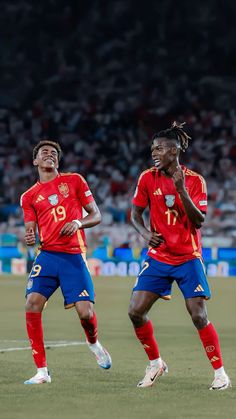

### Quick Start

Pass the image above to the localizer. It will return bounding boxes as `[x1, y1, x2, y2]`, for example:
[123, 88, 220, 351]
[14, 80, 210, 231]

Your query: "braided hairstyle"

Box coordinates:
[153, 121, 191, 152]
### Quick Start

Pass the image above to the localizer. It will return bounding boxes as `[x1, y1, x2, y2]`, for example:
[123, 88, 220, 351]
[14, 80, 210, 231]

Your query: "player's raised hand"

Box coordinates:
[172, 166, 185, 193]
[60, 221, 80, 236]
[25, 228, 36, 246]
[143, 231, 164, 248]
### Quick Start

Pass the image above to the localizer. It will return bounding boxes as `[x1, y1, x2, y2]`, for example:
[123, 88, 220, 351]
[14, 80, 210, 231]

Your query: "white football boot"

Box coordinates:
[87, 340, 112, 369]
[210, 373, 231, 391]
[24, 367, 51, 385]
[137, 360, 168, 388]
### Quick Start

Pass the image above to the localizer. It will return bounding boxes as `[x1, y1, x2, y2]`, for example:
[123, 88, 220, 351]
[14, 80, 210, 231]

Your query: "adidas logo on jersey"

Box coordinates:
[153, 188, 162, 195]
[194, 284, 204, 292]
[36, 195, 45, 203]
[79, 290, 89, 297]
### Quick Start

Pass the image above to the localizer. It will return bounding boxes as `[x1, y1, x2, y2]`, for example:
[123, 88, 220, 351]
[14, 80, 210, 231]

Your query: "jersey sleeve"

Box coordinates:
[132, 172, 149, 208]
[75, 175, 95, 207]
[20, 193, 37, 223]
[189, 175, 208, 213]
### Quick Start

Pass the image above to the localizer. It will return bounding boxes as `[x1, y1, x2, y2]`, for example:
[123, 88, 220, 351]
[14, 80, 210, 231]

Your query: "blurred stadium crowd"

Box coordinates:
[0, 0, 236, 252]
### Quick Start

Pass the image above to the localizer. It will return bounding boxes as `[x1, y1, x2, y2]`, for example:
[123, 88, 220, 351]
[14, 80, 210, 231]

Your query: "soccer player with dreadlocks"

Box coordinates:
[129, 122, 231, 390]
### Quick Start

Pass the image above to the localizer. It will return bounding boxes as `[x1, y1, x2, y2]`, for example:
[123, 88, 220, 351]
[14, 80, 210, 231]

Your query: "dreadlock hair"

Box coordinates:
[153, 121, 191, 152]
[33, 140, 62, 160]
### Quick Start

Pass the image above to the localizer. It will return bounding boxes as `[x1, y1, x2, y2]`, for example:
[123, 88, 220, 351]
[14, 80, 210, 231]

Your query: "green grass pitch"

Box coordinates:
[0, 275, 235, 419]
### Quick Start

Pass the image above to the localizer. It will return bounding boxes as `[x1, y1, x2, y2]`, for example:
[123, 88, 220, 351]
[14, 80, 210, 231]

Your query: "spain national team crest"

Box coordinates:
[48, 194, 59, 206]
[165, 194, 175, 207]
[58, 182, 69, 198]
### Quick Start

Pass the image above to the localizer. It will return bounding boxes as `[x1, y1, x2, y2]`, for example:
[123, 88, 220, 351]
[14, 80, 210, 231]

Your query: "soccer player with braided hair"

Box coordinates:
[129, 122, 231, 390]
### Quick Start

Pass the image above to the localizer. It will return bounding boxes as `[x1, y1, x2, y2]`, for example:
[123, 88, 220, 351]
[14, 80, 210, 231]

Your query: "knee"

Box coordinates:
[79, 312, 92, 321]
[191, 311, 208, 329]
[77, 306, 94, 321]
[25, 295, 44, 312]
[128, 308, 146, 328]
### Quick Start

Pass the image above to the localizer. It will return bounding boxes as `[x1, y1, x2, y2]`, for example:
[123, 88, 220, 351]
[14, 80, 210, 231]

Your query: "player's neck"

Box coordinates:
[161, 160, 180, 177]
[38, 168, 59, 183]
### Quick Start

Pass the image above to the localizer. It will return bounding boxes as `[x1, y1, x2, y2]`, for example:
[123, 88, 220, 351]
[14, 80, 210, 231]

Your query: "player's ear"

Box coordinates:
[33, 158, 38, 166]
[171, 145, 180, 156]
[170, 146, 177, 155]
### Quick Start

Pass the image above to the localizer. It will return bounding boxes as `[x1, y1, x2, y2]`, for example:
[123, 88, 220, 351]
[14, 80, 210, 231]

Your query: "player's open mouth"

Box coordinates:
[44, 157, 55, 163]
[153, 159, 160, 166]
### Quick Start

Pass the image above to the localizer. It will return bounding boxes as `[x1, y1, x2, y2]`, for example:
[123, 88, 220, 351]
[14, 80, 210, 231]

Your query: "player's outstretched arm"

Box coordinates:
[131, 204, 164, 247]
[24, 221, 37, 246]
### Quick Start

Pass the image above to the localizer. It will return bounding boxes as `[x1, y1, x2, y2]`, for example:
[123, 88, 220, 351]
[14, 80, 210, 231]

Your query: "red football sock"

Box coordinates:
[198, 322, 223, 370]
[80, 312, 98, 344]
[26, 312, 47, 368]
[134, 320, 160, 361]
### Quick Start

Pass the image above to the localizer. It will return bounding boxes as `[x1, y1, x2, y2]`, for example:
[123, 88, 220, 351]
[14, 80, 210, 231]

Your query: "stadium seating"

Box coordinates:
[0, 0, 236, 268]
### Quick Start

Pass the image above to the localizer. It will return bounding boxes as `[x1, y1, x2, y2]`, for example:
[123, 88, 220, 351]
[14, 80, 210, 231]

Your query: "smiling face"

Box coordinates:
[33, 145, 59, 171]
[151, 137, 180, 173]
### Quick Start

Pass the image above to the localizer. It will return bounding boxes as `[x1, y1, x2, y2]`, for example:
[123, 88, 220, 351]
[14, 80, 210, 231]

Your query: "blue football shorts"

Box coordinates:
[26, 250, 95, 308]
[133, 257, 211, 300]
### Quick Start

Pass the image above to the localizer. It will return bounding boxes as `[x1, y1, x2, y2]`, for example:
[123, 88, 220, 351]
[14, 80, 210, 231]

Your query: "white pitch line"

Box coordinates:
[0, 340, 29, 343]
[0, 341, 86, 353]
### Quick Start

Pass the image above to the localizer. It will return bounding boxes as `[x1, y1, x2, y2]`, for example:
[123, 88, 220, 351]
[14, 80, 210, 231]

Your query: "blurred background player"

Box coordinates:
[20, 140, 112, 384]
[129, 122, 231, 390]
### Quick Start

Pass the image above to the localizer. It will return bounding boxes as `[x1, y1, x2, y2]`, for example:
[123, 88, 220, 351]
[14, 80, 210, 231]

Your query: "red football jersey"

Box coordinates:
[20, 173, 94, 254]
[133, 166, 208, 265]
